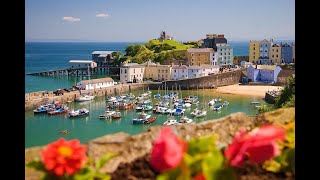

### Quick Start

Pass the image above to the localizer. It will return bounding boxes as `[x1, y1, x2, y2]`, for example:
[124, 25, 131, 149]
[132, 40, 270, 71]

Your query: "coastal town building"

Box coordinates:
[187, 65, 220, 78]
[171, 65, 188, 80]
[186, 48, 215, 66]
[91, 51, 115, 67]
[270, 44, 281, 65]
[120, 63, 145, 83]
[216, 43, 234, 65]
[249, 40, 260, 64]
[247, 65, 282, 83]
[201, 34, 227, 49]
[249, 39, 295, 65]
[258, 39, 273, 64]
[76, 77, 114, 90]
[200, 34, 233, 66]
[240, 61, 253, 68]
[143, 61, 172, 81]
[277, 70, 295, 85]
[280, 43, 293, 64]
[69, 60, 97, 69]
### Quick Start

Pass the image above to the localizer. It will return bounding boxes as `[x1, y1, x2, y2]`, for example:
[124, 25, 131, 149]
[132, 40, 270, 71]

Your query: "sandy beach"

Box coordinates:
[214, 84, 283, 97]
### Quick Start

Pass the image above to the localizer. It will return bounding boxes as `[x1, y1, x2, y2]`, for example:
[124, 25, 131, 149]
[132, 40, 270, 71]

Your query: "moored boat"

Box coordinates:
[143, 116, 157, 124]
[48, 105, 69, 115]
[132, 112, 151, 124]
[163, 116, 178, 126]
[68, 108, 90, 118]
[178, 116, 193, 124]
[111, 112, 122, 119]
[33, 105, 51, 113]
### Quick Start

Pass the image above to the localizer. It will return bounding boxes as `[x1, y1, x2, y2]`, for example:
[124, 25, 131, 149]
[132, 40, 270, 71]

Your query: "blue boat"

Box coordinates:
[132, 113, 151, 124]
[33, 105, 50, 113]
[172, 108, 185, 116]
[213, 105, 223, 111]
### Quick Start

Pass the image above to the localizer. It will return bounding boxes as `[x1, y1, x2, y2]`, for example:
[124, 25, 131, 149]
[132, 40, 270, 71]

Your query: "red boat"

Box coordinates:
[144, 117, 157, 124]
[119, 102, 134, 110]
[111, 112, 122, 119]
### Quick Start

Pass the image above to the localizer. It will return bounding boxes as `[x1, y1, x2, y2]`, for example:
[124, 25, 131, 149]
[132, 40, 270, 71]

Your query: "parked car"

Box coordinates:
[53, 89, 66, 96]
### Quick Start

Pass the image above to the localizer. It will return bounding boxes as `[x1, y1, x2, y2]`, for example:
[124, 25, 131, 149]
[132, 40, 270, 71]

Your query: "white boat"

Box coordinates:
[153, 106, 168, 114]
[99, 110, 116, 119]
[250, 101, 260, 104]
[172, 108, 186, 116]
[191, 108, 207, 117]
[106, 96, 117, 102]
[223, 101, 229, 106]
[132, 112, 151, 124]
[68, 108, 90, 118]
[213, 105, 223, 111]
[76, 93, 95, 102]
[178, 116, 193, 124]
[208, 99, 216, 106]
[195, 110, 207, 118]
[183, 103, 192, 108]
[163, 116, 178, 126]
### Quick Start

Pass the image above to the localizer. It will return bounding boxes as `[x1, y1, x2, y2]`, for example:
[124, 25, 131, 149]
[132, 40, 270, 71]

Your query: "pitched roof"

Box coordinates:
[277, 70, 295, 77]
[69, 60, 94, 63]
[256, 65, 279, 70]
[121, 63, 145, 68]
[172, 65, 188, 69]
[186, 48, 214, 53]
[81, 77, 114, 85]
[92, 51, 115, 55]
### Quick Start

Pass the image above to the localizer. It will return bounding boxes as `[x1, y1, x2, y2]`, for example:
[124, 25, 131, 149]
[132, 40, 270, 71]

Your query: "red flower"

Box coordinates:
[224, 125, 285, 167]
[150, 127, 187, 172]
[41, 138, 87, 176]
[194, 173, 206, 180]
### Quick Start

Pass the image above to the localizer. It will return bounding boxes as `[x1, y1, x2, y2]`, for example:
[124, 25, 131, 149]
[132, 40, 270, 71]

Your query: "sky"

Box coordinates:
[25, 0, 295, 42]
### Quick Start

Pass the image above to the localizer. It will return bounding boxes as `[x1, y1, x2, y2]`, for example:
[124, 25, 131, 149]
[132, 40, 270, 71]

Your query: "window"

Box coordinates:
[228, 53, 230, 55]
[79, 65, 80, 67]
[265, 50, 267, 52]
[272, 49, 274, 51]
[162, 70, 164, 73]
[224, 57, 226, 59]
[254, 44, 255, 46]
[265, 45, 267, 47]
[174, 70, 176, 72]
[72, 66, 73, 68]
[121, 69, 122, 74]
[261, 45, 262, 47]
[158, 74, 160, 77]
[134, 69, 135, 73]
[191, 63, 194, 65]
[174, 75, 176, 77]
[182, 75, 184, 78]
[141, 68, 143, 73]
[272, 55, 274, 57]
[162, 74, 164, 77]
[182, 70, 184, 72]
[125, 69, 127, 73]
[220, 53, 222, 55]
[276, 55, 278, 57]
[253, 47, 255, 50]
[166, 75, 167, 78]
[165, 70, 168, 73]
[253, 56, 255, 59]
[224, 53, 226, 55]
[191, 58, 194, 62]
[191, 53, 194, 56]
[192, 70, 193, 72]
[276, 49, 278, 52]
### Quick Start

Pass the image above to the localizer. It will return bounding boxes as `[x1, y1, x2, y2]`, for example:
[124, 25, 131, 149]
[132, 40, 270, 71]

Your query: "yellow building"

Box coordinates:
[186, 48, 214, 66]
[144, 61, 172, 81]
[270, 44, 281, 64]
[249, 40, 260, 63]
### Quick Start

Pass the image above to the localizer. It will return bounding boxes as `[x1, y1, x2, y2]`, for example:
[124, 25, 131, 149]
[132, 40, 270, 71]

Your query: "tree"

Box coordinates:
[274, 75, 295, 108]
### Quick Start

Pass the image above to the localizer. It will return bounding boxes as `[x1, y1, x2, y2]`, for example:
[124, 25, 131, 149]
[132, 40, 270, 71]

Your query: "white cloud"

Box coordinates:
[96, 13, 110, 18]
[62, 16, 80, 22]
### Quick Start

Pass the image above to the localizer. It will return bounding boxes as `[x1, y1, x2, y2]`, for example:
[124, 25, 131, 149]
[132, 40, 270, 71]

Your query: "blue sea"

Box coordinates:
[25, 42, 249, 93]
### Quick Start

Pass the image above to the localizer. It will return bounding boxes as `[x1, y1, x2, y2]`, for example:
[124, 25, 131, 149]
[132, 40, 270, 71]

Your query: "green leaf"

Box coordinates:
[262, 160, 282, 173]
[215, 167, 237, 180]
[26, 160, 46, 172]
[202, 151, 224, 180]
[187, 135, 217, 156]
[286, 148, 295, 173]
[95, 153, 115, 170]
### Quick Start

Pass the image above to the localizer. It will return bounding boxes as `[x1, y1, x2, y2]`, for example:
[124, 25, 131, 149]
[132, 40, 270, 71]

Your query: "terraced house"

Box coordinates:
[120, 63, 145, 83]
[143, 61, 172, 81]
[186, 48, 215, 66]
[249, 40, 260, 63]
[171, 65, 188, 80]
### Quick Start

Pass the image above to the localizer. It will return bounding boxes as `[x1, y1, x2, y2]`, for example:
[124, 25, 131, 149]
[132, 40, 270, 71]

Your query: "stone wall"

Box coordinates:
[25, 108, 295, 179]
[163, 70, 243, 90]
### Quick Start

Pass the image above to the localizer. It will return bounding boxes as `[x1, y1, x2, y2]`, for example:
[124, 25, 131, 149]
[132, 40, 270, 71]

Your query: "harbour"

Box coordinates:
[25, 89, 265, 148]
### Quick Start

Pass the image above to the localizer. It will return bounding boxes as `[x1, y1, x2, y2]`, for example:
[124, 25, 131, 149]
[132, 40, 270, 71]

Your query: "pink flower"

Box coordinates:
[150, 127, 187, 172]
[224, 125, 286, 167]
[41, 138, 87, 176]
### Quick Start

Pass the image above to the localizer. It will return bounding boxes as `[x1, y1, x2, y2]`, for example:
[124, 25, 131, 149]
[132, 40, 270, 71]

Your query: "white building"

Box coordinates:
[76, 77, 114, 90]
[120, 63, 145, 83]
[171, 65, 188, 80]
[188, 65, 220, 78]
[216, 43, 234, 66]
[69, 60, 97, 69]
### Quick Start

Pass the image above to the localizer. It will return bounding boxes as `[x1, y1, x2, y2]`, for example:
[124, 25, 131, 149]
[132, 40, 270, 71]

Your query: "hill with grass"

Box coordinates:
[120, 39, 197, 64]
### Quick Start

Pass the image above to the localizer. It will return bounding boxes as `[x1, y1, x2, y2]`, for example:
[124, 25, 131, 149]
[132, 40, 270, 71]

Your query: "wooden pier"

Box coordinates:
[26, 66, 120, 76]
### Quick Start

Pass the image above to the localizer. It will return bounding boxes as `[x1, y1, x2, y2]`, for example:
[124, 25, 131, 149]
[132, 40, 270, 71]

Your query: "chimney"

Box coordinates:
[270, 38, 274, 43]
